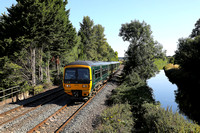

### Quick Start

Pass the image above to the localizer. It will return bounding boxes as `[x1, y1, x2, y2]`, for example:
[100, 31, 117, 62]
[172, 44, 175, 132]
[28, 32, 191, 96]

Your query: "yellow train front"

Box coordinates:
[63, 61, 120, 98]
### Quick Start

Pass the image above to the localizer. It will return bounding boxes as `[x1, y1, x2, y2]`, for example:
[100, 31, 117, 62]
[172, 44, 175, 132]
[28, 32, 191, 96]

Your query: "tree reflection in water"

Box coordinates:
[165, 68, 200, 124]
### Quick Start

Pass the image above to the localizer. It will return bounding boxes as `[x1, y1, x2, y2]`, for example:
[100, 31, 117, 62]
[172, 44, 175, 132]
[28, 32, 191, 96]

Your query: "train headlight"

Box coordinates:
[82, 85, 88, 88]
[66, 85, 71, 88]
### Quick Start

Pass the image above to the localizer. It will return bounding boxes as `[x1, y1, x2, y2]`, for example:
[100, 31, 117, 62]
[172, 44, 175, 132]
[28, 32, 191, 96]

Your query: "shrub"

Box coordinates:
[43, 82, 53, 89]
[110, 71, 155, 107]
[142, 103, 200, 133]
[154, 58, 168, 70]
[95, 103, 134, 133]
[34, 85, 44, 95]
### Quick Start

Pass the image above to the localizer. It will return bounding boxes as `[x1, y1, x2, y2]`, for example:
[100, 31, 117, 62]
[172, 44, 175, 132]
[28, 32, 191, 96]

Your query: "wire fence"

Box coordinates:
[0, 86, 21, 102]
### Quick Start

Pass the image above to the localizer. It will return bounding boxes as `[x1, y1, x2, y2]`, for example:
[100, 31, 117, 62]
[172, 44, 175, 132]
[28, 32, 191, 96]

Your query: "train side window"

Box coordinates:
[95, 70, 100, 79]
[102, 68, 107, 75]
[93, 69, 95, 79]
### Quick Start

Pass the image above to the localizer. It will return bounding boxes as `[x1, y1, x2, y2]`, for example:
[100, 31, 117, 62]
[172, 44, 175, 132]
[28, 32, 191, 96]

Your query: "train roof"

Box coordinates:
[66, 61, 119, 67]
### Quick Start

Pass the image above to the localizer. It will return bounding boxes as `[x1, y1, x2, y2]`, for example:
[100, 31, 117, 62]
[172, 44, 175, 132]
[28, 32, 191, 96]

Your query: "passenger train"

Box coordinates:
[63, 61, 120, 98]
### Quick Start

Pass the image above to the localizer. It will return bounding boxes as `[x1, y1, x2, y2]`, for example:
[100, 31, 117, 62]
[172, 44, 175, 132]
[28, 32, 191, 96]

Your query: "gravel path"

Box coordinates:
[62, 70, 122, 133]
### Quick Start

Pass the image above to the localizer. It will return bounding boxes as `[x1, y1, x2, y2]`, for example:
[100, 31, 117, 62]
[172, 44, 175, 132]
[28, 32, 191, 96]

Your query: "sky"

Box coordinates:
[1, 0, 200, 57]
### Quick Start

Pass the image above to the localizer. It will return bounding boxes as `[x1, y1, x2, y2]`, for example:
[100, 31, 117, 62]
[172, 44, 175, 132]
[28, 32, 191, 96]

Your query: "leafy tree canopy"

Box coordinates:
[190, 18, 200, 38]
[119, 20, 165, 80]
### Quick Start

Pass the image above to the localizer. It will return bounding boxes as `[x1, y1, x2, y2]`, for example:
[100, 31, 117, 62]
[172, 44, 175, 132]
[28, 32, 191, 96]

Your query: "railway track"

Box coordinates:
[28, 83, 107, 133]
[0, 88, 64, 127]
[0, 67, 123, 132]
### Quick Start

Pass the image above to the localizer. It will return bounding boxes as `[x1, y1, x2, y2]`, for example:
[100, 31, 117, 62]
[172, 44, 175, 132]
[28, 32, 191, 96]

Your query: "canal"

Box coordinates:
[147, 70, 178, 112]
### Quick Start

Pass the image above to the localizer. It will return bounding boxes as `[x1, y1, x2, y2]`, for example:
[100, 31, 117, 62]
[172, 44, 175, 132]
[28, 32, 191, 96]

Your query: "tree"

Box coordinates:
[190, 18, 200, 38]
[169, 18, 200, 124]
[175, 37, 200, 74]
[0, 0, 77, 87]
[93, 24, 109, 61]
[119, 20, 165, 80]
[78, 16, 97, 60]
[173, 36, 200, 124]
[0, 0, 43, 86]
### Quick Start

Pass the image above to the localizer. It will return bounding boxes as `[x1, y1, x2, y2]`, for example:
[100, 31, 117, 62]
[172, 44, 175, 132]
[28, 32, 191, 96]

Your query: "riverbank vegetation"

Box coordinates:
[0, 0, 118, 99]
[154, 58, 168, 70]
[164, 63, 179, 70]
[95, 20, 200, 132]
[164, 18, 200, 124]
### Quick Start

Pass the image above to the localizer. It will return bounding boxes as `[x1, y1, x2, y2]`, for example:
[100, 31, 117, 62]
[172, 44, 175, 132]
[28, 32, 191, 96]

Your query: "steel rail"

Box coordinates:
[0, 91, 64, 127]
[27, 83, 107, 133]
[55, 83, 107, 133]
[27, 104, 68, 133]
[0, 87, 62, 117]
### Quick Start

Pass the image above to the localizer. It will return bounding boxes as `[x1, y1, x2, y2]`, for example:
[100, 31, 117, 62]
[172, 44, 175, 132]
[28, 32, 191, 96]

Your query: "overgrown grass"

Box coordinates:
[95, 103, 134, 133]
[143, 103, 200, 132]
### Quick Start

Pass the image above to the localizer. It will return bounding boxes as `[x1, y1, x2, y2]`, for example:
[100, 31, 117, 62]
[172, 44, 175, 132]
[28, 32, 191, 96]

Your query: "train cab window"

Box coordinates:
[65, 69, 76, 80]
[65, 68, 90, 83]
[77, 68, 89, 80]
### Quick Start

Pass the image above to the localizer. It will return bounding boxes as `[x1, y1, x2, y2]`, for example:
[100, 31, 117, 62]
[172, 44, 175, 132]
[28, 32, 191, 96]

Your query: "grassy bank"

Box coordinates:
[95, 64, 200, 132]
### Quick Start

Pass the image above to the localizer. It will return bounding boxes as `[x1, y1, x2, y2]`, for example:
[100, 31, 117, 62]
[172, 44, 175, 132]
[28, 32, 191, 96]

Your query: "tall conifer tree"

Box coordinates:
[0, 0, 77, 87]
[78, 16, 97, 60]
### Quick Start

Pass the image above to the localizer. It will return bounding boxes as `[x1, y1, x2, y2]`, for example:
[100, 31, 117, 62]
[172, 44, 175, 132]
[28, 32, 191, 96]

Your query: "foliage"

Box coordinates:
[95, 19, 200, 132]
[190, 18, 200, 38]
[154, 58, 168, 70]
[105, 68, 200, 132]
[172, 33, 200, 124]
[0, 56, 25, 89]
[0, 1, 118, 101]
[78, 16, 97, 60]
[110, 71, 155, 106]
[175, 36, 200, 74]
[164, 67, 200, 124]
[78, 16, 118, 61]
[142, 103, 200, 133]
[167, 56, 175, 64]
[0, 0, 78, 88]
[33, 84, 44, 95]
[95, 103, 134, 133]
[119, 20, 165, 80]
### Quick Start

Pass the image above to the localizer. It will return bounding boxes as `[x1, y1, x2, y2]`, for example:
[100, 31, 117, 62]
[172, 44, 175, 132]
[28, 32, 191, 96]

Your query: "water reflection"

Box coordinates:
[147, 70, 178, 112]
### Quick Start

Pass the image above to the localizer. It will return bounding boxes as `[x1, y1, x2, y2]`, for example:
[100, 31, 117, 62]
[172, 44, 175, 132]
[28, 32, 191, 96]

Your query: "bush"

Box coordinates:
[142, 103, 200, 133]
[154, 58, 168, 70]
[34, 85, 44, 95]
[43, 82, 53, 89]
[95, 103, 134, 133]
[110, 71, 155, 107]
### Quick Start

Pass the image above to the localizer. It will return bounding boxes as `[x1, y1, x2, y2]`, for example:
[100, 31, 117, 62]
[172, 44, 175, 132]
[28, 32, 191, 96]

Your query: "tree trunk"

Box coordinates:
[56, 56, 60, 77]
[39, 47, 43, 81]
[31, 47, 36, 86]
[47, 60, 51, 83]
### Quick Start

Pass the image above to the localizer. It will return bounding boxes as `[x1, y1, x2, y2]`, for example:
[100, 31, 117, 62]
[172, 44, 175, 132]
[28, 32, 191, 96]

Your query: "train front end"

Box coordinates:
[63, 64, 92, 97]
